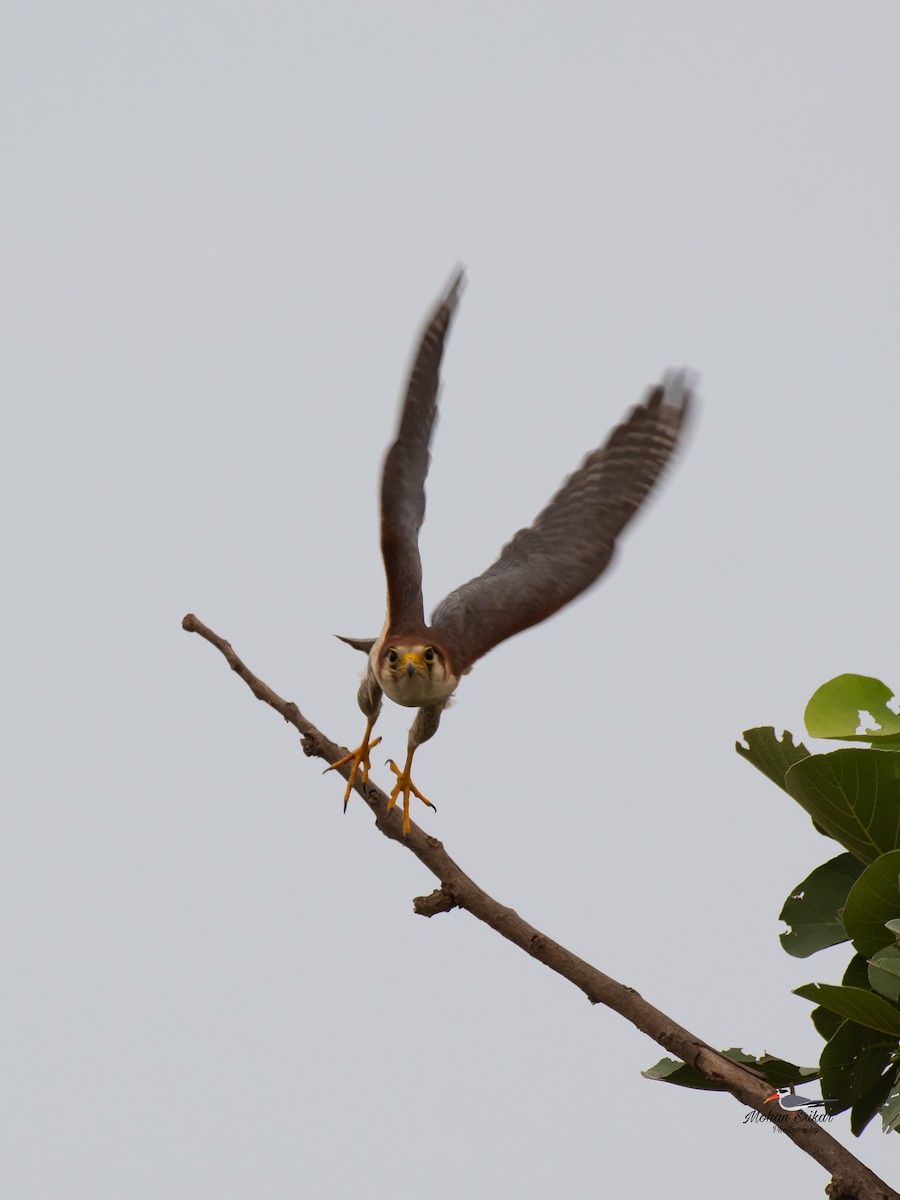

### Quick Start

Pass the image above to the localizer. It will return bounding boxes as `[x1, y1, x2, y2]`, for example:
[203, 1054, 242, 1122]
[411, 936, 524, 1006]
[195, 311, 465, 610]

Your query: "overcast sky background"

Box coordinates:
[4, 2, 899, 1195]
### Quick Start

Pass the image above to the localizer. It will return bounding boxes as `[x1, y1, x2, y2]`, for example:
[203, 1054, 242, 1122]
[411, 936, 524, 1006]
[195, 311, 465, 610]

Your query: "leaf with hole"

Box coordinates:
[779, 853, 861, 958]
[735, 727, 809, 791]
[805, 674, 900, 747]
[642, 1049, 816, 1091]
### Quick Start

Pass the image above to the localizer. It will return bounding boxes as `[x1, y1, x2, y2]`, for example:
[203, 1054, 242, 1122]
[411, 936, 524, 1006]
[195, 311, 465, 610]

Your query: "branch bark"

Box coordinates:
[182, 612, 898, 1200]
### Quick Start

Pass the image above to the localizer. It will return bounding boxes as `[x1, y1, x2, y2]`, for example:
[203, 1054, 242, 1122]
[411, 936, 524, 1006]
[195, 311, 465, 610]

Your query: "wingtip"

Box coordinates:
[443, 263, 467, 310]
[652, 368, 698, 430]
[661, 367, 698, 412]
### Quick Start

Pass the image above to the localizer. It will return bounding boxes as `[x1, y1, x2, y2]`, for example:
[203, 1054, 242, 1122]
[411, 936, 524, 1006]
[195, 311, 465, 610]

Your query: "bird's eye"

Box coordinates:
[387, 649, 398, 667]
[423, 646, 435, 664]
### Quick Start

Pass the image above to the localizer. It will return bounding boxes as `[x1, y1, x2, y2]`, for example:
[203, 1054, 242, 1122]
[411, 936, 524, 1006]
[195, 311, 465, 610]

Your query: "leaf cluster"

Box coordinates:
[737, 674, 900, 1135]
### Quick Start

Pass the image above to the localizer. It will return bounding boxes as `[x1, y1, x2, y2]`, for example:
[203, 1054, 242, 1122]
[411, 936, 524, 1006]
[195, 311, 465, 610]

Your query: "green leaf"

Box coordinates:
[779, 853, 861, 958]
[809, 945, 867, 1038]
[805, 675, 900, 747]
[736, 727, 810, 791]
[851, 1066, 900, 1136]
[794, 983, 900, 1036]
[784, 750, 900, 862]
[842, 953, 872, 989]
[812, 1005, 843, 1041]
[869, 947, 900, 1002]
[881, 1079, 900, 1132]
[886, 919, 900, 939]
[842, 850, 900, 957]
[642, 1048, 816, 1091]
[820, 1020, 900, 1135]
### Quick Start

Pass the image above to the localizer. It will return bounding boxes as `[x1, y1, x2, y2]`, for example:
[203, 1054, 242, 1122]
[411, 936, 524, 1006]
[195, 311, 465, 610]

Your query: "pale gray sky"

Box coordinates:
[4, 2, 899, 1195]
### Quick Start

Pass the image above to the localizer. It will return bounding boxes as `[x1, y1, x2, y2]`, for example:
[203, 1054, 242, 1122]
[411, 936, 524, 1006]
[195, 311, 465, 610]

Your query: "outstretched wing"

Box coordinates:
[430, 372, 692, 671]
[381, 268, 465, 631]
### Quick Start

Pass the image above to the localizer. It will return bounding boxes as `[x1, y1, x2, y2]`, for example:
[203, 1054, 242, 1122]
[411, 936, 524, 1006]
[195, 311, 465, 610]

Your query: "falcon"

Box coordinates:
[328, 269, 692, 834]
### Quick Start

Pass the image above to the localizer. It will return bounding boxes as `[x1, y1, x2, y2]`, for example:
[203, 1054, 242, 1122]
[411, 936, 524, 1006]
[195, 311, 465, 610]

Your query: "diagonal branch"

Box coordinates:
[181, 612, 898, 1200]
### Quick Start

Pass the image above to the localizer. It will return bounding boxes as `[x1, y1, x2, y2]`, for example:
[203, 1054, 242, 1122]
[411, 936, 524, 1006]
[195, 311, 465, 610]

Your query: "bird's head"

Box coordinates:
[375, 640, 457, 707]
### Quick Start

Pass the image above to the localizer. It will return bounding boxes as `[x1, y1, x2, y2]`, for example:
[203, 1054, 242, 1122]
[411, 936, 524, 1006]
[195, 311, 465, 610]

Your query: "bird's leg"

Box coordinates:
[325, 672, 382, 812]
[386, 746, 436, 835]
[326, 713, 382, 810]
[385, 703, 445, 835]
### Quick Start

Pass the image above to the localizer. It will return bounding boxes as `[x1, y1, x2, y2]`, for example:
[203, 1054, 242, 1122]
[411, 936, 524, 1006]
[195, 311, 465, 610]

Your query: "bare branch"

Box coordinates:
[182, 612, 898, 1200]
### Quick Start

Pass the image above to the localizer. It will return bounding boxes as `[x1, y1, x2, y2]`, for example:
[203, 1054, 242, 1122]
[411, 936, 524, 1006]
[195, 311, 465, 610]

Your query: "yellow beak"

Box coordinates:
[400, 651, 421, 678]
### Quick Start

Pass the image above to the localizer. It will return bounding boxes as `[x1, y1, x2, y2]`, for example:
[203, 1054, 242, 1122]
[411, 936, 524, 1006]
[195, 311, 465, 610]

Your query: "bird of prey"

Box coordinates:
[328, 268, 692, 834]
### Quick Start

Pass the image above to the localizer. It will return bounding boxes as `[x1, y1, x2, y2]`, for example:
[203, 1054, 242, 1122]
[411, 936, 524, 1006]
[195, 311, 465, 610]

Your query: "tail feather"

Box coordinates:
[335, 635, 377, 654]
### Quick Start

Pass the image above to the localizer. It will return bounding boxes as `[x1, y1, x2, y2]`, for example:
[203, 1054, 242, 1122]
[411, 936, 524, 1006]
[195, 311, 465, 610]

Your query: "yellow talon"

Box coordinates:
[325, 718, 381, 811]
[386, 750, 436, 835]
